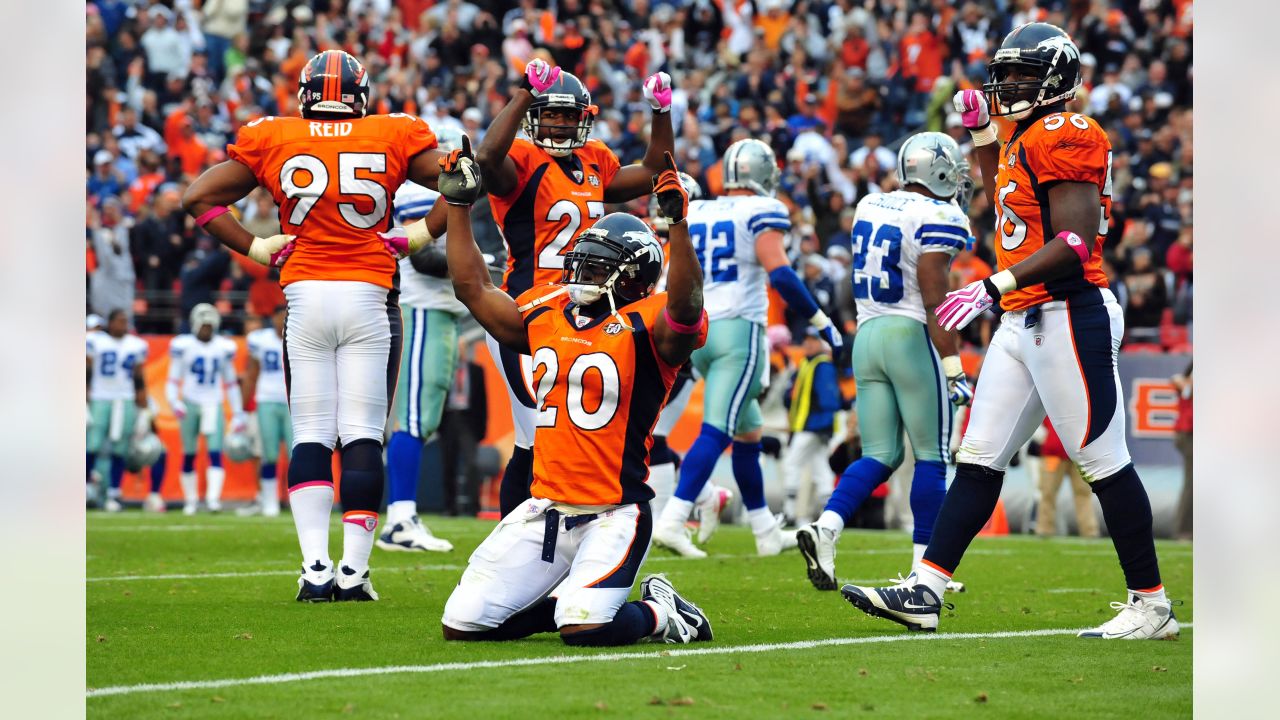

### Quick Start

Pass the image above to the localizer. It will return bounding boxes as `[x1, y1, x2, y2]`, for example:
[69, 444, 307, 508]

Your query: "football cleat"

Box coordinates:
[641, 574, 712, 644]
[182, 501, 198, 516]
[236, 501, 265, 517]
[841, 576, 953, 632]
[296, 561, 335, 602]
[206, 498, 222, 513]
[143, 492, 166, 513]
[652, 517, 707, 559]
[1077, 594, 1179, 640]
[333, 565, 379, 602]
[796, 523, 837, 590]
[375, 515, 453, 553]
[103, 497, 123, 513]
[695, 484, 734, 543]
[754, 522, 798, 557]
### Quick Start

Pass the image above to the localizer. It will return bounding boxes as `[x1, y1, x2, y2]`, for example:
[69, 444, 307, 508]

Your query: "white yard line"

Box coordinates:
[86, 623, 1193, 699]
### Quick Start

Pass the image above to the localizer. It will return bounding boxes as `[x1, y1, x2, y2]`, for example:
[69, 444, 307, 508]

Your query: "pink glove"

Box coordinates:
[935, 279, 997, 331]
[952, 89, 991, 130]
[523, 59, 561, 96]
[378, 228, 411, 258]
[269, 239, 295, 267]
[643, 72, 674, 113]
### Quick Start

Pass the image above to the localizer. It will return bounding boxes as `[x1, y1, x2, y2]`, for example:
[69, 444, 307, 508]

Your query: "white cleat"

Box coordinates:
[695, 484, 734, 543]
[143, 492, 166, 513]
[755, 522, 798, 557]
[103, 497, 123, 513]
[205, 498, 222, 513]
[652, 517, 707, 558]
[641, 574, 712, 643]
[1078, 594, 1180, 640]
[945, 580, 967, 593]
[236, 501, 265, 517]
[376, 515, 453, 552]
[182, 501, 198, 516]
[796, 523, 838, 590]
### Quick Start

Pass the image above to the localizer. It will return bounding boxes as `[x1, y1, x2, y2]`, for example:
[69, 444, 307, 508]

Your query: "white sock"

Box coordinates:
[658, 497, 695, 527]
[260, 479, 279, 511]
[289, 484, 334, 570]
[643, 599, 669, 636]
[911, 543, 927, 571]
[340, 511, 379, 575]
[816, 510, 845, 536]
[647, 462, 676, 518]
[179, 472, 198, 504]
[694, 481, 715, 505]
[912, 562, 951, 597]
[387, 500, 416, 528]
[205, 467, 225, 503]
[1132, 585, 1167, 603]
[747, 507, 776, 536]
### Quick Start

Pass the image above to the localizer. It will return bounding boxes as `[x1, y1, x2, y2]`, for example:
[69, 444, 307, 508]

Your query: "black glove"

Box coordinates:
[651, 151, 689, 225]
[437, 134, 482, 206]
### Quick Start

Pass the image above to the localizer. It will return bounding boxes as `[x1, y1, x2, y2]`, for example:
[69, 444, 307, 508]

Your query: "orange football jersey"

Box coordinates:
[994, 111, 1113, 311]
[226, 114, 438, 289]
[490, 138, 621, 297]
[516, 288, 708, 506]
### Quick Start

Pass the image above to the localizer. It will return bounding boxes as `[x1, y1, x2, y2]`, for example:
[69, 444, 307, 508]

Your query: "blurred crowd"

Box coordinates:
[86, 0, 1192, 352]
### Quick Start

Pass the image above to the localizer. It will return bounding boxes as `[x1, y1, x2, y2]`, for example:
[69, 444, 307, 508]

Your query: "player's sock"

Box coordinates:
[561, 602, 659, 647]
[466, 598, 559, 641]
[824, 457, 895, 524]
[816, 509, 845, 536]
[150, 452, 166, 493]
[498, 445, 534, 517]
[673, 424, 731, 503]
[919, 463, 1004, 576]
[386, 500, 416, 528]
[1090, 464, 1162, 592]
[731, 440, 766, 510]
[912, 561, 951, 598]
[912, 543, 927, 570]
[108, 455, 126, 496]
[260, 462, 278, 510]
[657, 497, 695, 528]
[180, 454, 198, 505]
[386, 431, 421, 509]
[206, 451, 225, 505]
[288, 442, 335, 569]
[647, 436, 677, 517]
[338, 439, 384, 574]
[747, 506, 777, 535]
[909, 460, 947, 546]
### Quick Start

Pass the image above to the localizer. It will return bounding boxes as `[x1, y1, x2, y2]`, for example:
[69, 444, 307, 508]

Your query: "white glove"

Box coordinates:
[247, 234, 296, 267]
[935, 271, 1014, 331]
[942, 356, 973, 407]
[642, 72, 674, 113]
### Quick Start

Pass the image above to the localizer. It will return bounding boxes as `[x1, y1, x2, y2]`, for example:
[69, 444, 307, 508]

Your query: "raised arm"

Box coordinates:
[474, 60, 561, 199]
[182, 160, 295, 266]
[651, 153, 704, 367]
[604, 73, 676, 203]
[439, 137, 530, 354]
[953, 90, 1000, 208]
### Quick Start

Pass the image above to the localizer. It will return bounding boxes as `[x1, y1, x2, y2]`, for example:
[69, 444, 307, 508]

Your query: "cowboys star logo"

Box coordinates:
[605, 323, 624, 335]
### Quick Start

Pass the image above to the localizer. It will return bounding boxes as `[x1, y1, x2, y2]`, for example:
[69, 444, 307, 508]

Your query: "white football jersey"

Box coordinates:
[394, 182, 467, 315]
[245, 328, 288, 404]
[168, 334, 238, 405]
[87, 332, 149, 401]
[685, 195, 792, 324]
[851, 190, 971, 324]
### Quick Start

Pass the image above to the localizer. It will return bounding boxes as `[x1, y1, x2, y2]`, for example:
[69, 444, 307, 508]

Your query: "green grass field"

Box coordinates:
[87, 512, 1192, 718]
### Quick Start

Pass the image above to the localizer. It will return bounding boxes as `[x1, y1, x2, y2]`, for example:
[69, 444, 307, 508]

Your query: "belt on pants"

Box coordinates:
[541, 509, 600, 563]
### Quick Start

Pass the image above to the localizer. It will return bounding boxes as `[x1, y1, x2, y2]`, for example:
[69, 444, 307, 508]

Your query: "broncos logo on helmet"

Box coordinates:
[984, 23, 1082, 120]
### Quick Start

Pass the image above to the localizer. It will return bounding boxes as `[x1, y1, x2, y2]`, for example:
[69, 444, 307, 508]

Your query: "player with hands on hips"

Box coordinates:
[439, 144, 714, 647]
[842, 23, 1177, 641]
[473, 58, 677, 519]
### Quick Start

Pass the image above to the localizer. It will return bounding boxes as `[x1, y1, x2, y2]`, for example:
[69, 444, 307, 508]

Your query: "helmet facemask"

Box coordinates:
[522, 98, 596, 157]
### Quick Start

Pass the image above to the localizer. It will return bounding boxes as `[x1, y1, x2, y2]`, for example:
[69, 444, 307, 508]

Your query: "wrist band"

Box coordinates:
[969, 124, 998, 147]
[988, 269, 1017, 296]
[195, 206, 230, 227]
[663, 308, 705, 335]
[941, 355, 964, 379]
[1057, 230, 1091, 264]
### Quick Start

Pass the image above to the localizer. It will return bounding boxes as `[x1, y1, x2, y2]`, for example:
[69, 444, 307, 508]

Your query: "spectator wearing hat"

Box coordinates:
[139, 5, 192, 89]
[88, 150, 126, 204]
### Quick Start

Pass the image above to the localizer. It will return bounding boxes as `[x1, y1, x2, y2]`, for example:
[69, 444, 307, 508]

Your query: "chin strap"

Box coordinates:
[516, 285, 569, 313]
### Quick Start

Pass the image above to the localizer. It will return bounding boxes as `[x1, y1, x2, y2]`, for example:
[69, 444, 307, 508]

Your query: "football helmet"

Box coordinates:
[650, 172, 703, 234]
[126, 432, 163, 473]
[224, 427, 257, 463]
[521, 71, 596, 157]
[723, 139, 781, 197]
[562, 213, 664, 312]
[298, 50, 370, 119]
[984, 22, 1082, 121]
[435, 125, 465, 154]
[896, 132, 965, 200]
[189, 303, 221, 334]
[954, 158, 976, 216]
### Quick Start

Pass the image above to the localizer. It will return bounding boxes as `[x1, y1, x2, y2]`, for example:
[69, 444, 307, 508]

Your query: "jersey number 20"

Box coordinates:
[531, 348, 620, 431]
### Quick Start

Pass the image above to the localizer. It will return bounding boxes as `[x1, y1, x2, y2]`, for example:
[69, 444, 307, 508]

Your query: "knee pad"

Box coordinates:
[181, 454, 196, 473]
[340, 438, 384, 512]
[207, 451, 222, 469]
[288, 442, 334, 488]
[441, 582, 495, 634]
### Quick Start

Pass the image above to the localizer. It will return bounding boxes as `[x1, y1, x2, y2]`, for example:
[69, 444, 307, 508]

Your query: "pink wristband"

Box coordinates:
[663, 308, 705, 335]
[195, 205, 230, 227]
[1058, 231, 1090, 264]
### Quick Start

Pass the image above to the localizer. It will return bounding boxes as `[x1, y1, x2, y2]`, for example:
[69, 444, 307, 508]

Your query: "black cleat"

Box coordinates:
[333, 565, 379, 602]
[296, 561, 335, 602]
[841, 579, 953, 632]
